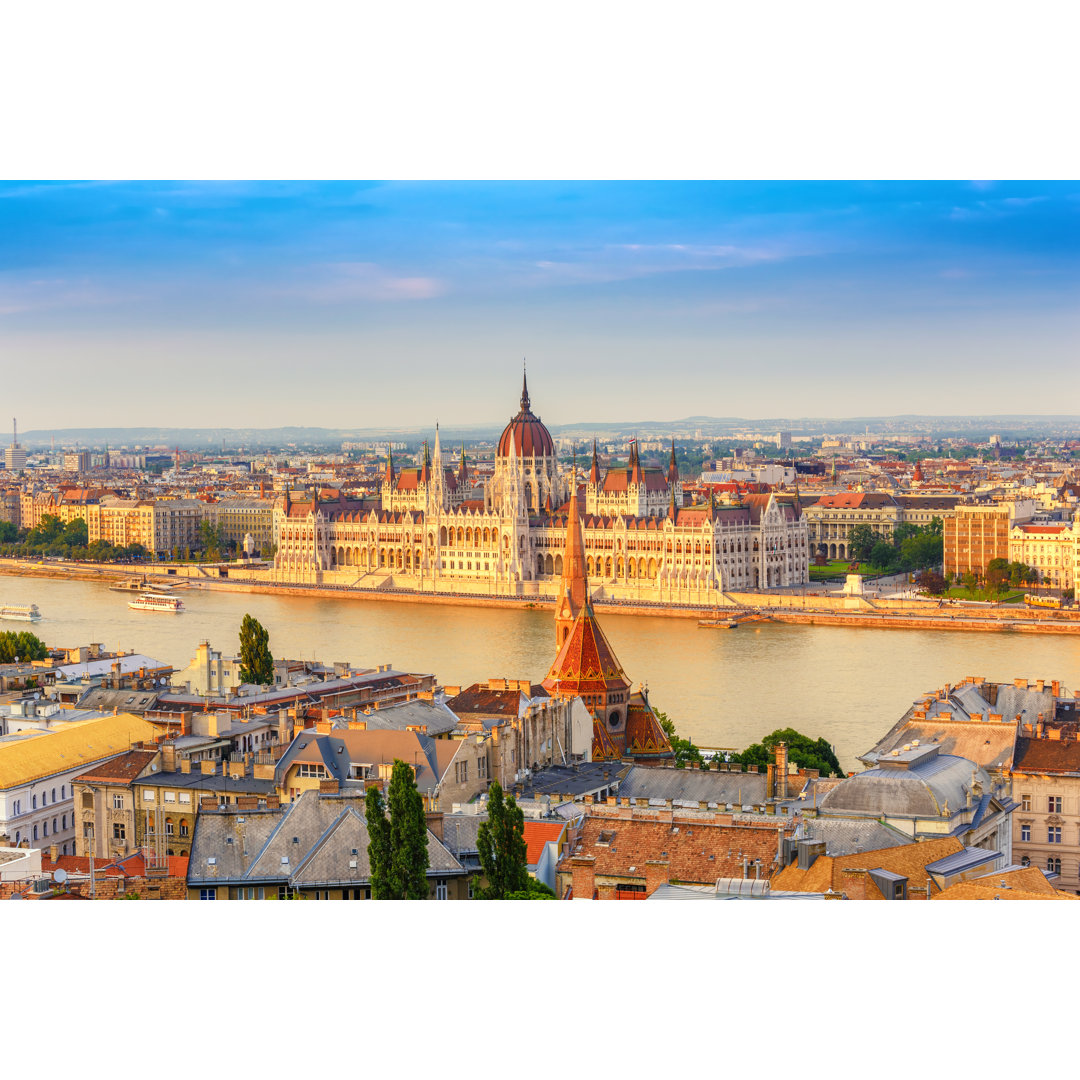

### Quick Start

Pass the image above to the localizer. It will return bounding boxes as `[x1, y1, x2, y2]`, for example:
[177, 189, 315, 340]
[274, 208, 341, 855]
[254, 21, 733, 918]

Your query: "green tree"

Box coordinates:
[476, 780, 530, 899]
[62, 517, 88, 548]
[732, 727, 845, 778]
[365, 760, 430, 899]
[0, 631, 49, 663]
[365, 785, 393, 899]
[847, 525, 877, 563]
[238, 613, 274, 685]
[870, 539, 898, 570]
[0, 521, 17, 543]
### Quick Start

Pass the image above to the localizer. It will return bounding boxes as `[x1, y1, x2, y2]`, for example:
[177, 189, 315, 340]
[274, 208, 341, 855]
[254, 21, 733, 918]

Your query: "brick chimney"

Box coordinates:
[644, 860, 670, 896]
[319, 779, 340, 794]
[840, 868, 869, 900]
[572, 855, 596, 899]
[179, 758, 192, 774]
[775, 742, 789, 800]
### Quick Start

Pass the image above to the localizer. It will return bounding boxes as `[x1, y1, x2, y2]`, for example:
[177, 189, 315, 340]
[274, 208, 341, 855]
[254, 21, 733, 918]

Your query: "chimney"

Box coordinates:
[161, 743, 177, 773]
[840, 868, 869, 900]
[179, 758, 192, 774]
[49, 844, 58, 864]
[766, 762, 776, 799]
[572, 855, 596, 900]
[1037, 679, 1045, 693]
[1052, 680, 1060, 698]
[200, 760, 216, 775]
[644, 860, 670, 896]
[425, 811, 444, 842]
[319, 779, 340, 794]
[266, 796, 280, 809]
[775, 742, 789, 800]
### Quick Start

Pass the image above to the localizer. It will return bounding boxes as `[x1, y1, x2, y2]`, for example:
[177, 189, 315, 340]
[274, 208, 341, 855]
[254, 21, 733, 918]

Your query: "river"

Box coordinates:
[5, 574, 1079, 773]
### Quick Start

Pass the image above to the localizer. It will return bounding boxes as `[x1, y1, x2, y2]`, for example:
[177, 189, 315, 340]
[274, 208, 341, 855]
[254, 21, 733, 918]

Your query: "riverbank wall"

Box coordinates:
[4, 558, 1080, 632]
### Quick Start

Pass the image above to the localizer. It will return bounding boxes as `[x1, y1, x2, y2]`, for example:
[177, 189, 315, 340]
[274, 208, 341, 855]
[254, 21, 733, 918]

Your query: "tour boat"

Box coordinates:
[128, 593, 184, 613]
[0, 603, 42, 622]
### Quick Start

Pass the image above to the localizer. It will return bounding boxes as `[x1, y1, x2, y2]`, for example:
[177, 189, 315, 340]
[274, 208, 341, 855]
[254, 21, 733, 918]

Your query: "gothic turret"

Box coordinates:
[667, 438, 679, 484]
[553, 484, 588, 648]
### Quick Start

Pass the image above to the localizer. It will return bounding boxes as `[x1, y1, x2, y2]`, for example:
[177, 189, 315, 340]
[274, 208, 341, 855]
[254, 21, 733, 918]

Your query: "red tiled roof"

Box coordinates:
[73, 750, 158, 786]
[522, 820, 565, 867]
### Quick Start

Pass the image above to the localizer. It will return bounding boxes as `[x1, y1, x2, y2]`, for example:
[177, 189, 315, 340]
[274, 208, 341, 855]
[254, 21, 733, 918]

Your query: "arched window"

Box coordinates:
[1048, 856, 1061, 874]
[62, 814, 67, 830]
[32, 794, 37, 810]
[51, 788, 56, 803]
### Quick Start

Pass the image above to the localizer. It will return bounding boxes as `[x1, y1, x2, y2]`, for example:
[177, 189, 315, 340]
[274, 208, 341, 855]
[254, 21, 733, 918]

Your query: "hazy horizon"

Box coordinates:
[3, 180, 1078, 431]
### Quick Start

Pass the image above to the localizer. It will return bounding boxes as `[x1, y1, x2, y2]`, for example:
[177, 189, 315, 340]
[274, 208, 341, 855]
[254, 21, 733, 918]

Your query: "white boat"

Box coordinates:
[128, 593, 184, 613]
[0, 603, 42, 622]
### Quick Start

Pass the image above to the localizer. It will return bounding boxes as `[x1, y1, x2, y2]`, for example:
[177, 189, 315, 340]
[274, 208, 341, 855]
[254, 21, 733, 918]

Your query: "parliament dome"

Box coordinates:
[497, 371, 556, 459]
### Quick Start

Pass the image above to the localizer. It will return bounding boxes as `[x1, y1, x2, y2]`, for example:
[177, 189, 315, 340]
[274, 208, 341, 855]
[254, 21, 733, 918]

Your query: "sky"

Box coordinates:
[2, 180, 1078, 432]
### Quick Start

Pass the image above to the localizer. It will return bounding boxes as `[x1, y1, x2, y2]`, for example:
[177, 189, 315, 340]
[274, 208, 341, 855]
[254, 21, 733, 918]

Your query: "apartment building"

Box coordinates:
[945, 499, 1035, 578]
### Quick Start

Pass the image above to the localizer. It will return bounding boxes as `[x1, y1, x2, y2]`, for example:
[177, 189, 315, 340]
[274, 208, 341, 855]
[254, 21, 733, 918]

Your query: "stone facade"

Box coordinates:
[272, 374, 810, 601]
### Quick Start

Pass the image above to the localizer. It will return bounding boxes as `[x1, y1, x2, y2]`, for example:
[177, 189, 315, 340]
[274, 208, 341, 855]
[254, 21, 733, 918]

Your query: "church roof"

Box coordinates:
[624, 693, 674, 759]
[542, 598, 631, 698]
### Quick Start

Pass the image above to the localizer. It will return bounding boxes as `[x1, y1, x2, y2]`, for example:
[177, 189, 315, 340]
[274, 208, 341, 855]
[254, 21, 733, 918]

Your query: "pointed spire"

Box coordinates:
[630, 439, 643, 485]
[667, 438, 679, 484]
[554, 480, 589, 645]
[433, 422, 442, 465]
[420, 439, 431, 483]
[589, 439, 600, 485]
[384, 443, 395, 483]
[520, 360, 530, 412]
[459, 442, 469, 484]
[668, 486, 678, 522]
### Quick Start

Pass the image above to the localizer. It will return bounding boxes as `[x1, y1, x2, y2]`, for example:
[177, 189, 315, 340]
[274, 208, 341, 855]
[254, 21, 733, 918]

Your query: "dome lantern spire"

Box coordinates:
[521, 359, 530, 412]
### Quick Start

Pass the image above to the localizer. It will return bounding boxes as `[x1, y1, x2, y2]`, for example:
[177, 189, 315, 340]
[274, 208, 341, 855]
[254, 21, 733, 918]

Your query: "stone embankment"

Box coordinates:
[2, 557, 1079, 633]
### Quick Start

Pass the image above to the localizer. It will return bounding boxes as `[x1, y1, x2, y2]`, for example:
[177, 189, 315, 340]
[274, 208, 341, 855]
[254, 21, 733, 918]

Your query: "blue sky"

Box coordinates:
[2, 180, 1077, 430]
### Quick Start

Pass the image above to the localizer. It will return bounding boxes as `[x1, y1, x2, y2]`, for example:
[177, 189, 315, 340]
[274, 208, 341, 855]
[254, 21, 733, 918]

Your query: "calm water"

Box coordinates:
[6, 574, 1080, 772]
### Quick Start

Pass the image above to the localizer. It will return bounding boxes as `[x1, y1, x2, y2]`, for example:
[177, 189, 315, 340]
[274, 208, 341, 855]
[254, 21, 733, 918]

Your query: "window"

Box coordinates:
[113, 823, 126, 841]
[62, 815, 67, 830]
[478, 756, 488, 780]
[468, 878, 474, 899]
[42, 821, 48, 836]
[1049, 827, 1062, 844]
[1021, 824, 1031, 842]
[51, 788, 56, 803]
[32, 794, 37, 810]
[165, 820, 174, 836]
[113, 794, 124, 810]
[83, 822, 93, 839]
[1048, 857, 1061, 875]
[61, 785, 65, 799]
[179, 792, 191, 803]
[33, 825, 38, 841]
[435, 878, 448, 900]
[52, 818, 57, 834]
[143, 790, 155, 802]
[179, 820, 189, 836]
[200, 888, 217, 900]
[297, 763, 328, 778]
[1021, 794, 1031, 811]
[1049, 796, 1062, 813]
[164, 791, 176, 803]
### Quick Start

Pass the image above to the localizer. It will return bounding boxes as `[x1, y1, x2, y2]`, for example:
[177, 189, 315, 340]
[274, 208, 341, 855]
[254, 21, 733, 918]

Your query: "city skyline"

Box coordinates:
[2, 180, 1078, 430]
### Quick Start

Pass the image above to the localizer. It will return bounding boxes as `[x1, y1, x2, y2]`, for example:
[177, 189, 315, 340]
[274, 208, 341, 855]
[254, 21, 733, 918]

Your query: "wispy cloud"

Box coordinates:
[0, 275, 133, 316]
[279, 262, 446, 303]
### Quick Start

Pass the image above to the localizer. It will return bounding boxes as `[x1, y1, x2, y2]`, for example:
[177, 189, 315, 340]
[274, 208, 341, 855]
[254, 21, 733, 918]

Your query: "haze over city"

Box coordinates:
[3, 180, 1078, 431]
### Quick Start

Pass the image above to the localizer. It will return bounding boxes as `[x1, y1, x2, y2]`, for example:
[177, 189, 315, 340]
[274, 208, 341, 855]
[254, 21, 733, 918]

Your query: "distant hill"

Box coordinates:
[17, 414, 1080, 449]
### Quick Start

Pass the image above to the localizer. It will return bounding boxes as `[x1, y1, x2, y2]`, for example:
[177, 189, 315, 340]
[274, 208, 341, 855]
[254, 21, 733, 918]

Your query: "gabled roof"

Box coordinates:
[522, 820, 566, 867]
[73, 749, 157, 786]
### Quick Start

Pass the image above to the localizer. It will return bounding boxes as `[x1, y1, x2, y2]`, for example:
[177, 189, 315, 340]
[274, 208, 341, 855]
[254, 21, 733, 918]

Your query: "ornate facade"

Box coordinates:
[272, 373, 810, 601]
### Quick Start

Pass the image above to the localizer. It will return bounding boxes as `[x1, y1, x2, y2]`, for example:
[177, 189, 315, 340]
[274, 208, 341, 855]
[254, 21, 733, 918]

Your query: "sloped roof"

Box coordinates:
[542, 599, 630, 699]
[0, 713, 160, 790]
[772, 835, 964, 896]
[522, 820, 566, 867]
[932, 866, 1074, 900]
[73, 749, 157, 786]
[619, 766, 768, 807]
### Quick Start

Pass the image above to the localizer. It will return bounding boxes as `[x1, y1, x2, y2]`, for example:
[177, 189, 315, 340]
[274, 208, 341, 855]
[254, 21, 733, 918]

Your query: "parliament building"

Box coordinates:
[272, 374, 810, 602]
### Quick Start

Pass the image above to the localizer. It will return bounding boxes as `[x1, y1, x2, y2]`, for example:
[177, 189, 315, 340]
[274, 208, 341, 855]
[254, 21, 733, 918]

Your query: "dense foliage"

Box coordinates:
[847, 517, 943, 574]
[476, 780, 532, 899]
[365, 759, 430, 899]
[0, 514, 147, 562]
[238, 613, 274, 685]
[0, 630, 49, 663]
[731, 727, 845, 778]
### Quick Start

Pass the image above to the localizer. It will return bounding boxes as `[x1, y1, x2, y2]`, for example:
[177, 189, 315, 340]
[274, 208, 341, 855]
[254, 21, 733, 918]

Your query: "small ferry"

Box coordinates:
[128, 593, 184, 613]
[698, 618, 738, 629]
[0, 603, 42, 622]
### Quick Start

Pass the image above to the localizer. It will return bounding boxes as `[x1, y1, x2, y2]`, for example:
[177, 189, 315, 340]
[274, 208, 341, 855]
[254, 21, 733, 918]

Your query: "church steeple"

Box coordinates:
[589, 439, 600, 485]
[553, 481, 589, 648]
[384, 444, 395, 484]
[458, 442, 469, 486]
